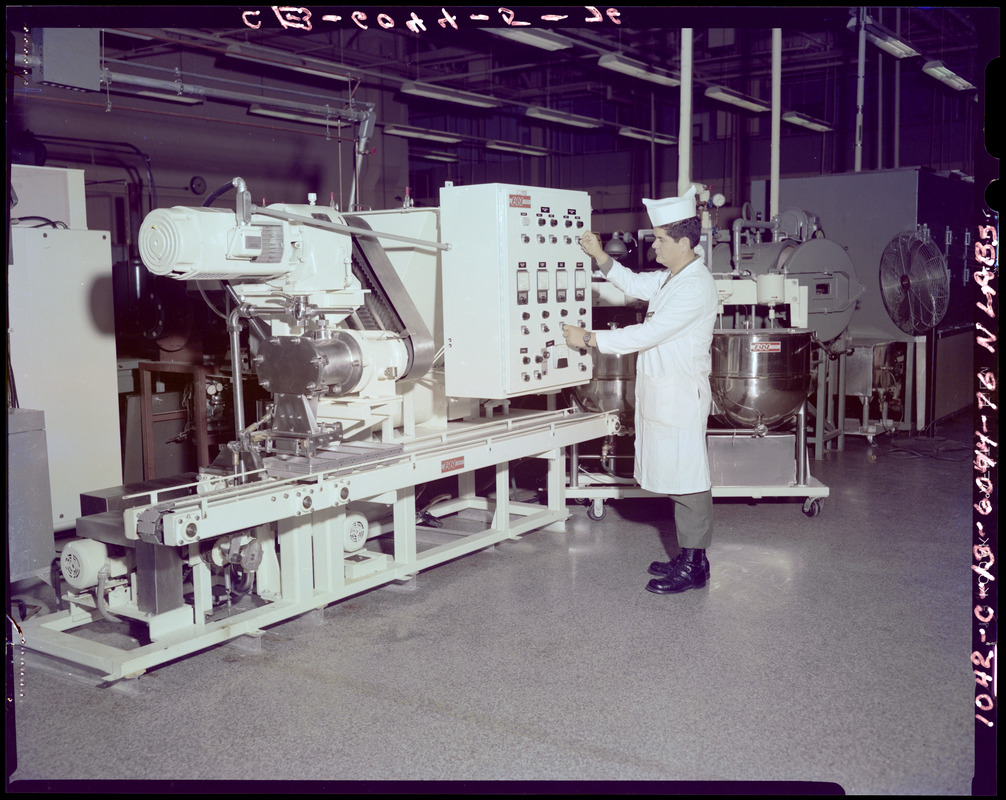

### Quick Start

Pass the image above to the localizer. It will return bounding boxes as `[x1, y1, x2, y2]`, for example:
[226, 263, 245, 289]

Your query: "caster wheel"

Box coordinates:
[803, 498, 823, 518]
[587, 500, 607, 521]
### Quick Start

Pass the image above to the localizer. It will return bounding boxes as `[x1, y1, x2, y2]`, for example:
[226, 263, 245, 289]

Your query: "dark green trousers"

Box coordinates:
[669, 489, 714, 550]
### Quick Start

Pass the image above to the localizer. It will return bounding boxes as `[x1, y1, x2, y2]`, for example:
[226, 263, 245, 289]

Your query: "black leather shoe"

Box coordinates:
[645, 558, 709, 594]
[648, 552, 711, 580]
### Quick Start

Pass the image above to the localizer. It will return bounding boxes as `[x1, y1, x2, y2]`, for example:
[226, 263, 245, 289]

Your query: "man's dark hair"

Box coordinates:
[657, 216, 701, 249]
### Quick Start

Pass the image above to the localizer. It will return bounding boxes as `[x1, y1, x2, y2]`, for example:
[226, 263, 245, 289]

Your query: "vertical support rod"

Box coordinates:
[796, 401, 809, 486]
[189, 543, 212, 626]
[678, 28, 693, 195]
[493, 462, 511, 533]
[876, 9, 884, 169]
[813, 352, 827, 459]
[393, 485, 417, 567]
[837, 351, 847, 451]
[569, 442, 580, 489]
[228, 307, 246, 437]
[277, 515, 315, 604]
[545, 449, 566, 517]
[312, 506, 346, 594]
[855, 8, 866, 172]
[894, 9, 902, 168]
[770, 28, 782, 220]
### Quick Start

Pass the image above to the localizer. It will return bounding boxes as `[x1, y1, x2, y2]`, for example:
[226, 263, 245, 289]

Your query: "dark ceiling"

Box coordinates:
[14, 6, 992, 134]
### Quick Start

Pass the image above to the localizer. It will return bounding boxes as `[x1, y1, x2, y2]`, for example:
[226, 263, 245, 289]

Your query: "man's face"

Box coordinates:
[653, 228, 684, 268]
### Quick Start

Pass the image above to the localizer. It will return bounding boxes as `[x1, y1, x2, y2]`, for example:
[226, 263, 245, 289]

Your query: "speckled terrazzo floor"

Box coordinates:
[7, 414, 978, 794]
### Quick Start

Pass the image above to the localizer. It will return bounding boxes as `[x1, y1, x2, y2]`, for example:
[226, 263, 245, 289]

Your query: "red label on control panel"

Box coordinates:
[509, 194, 531, 209]
[441, 456, 465, 473]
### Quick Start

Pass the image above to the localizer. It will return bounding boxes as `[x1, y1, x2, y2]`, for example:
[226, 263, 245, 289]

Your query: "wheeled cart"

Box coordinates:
[567, 404, 829, 519]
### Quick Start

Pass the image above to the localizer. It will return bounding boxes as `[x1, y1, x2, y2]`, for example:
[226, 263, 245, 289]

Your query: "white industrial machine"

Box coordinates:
[567, 189, 864, 519]
[21, 180, 615, 687]
[8, 165, 123, 533]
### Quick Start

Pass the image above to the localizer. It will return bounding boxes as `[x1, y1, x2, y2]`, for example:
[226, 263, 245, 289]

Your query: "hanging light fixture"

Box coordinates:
[416, 150, 459, 163]
[781, 111, 833, 132]
[525, 107, 603, 129]
[846, 13, 920, 59]
[486, 140, 550, 157]
[400, 81, 501, 109]
[597, 54, 680, 87]
[922, 60, 976, 91]
[225, 44, 355, 83]
[383, 125, 464, 144]
[618, 127, 677, 146]
[249, 104, 348, 127]
[485, 29, 575, 51]
[704, 85, 770, 113]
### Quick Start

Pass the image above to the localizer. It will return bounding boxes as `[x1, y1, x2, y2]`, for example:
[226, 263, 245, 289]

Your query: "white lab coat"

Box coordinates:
[593, 255, 719, 495]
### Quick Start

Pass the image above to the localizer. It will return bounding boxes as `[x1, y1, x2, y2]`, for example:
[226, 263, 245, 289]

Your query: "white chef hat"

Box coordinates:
[643, 185, 698, 227]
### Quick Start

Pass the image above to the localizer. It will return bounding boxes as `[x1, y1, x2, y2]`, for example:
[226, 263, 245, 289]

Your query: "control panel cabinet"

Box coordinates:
[440, 183, 593, 399]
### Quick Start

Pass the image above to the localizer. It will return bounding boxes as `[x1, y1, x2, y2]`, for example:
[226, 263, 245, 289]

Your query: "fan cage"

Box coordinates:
[879, 231, 950, 335]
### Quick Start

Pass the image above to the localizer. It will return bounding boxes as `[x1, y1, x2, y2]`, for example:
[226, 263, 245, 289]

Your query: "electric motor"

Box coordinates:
[60, 539, 130, 590]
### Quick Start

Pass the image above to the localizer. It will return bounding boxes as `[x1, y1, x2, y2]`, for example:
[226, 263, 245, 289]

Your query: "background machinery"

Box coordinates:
[567, 185, 865, 520]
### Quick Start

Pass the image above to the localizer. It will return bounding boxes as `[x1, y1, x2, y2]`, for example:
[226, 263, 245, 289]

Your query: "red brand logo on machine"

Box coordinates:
[509, 194, 531, 209]
[441, 456, 465, 473]
[750, 341, 782, 352]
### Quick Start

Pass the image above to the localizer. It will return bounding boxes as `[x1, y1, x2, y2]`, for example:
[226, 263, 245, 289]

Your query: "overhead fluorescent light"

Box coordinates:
[416, 151, 459, 163]
[383, 124, 464, 144]
[127, 89, 203, 105]
[400, 81, 500, 109]
[485, 29, 575, 51]
[486, 140, 550, 157]
[618, 127, 677, 147]
[598, 53, 680, 87]
[704, 85, 770, 113]
[922, 60, 976, 91]
[249, 104, 348, 127]
[526, 106, 603, 129]
[781, 111, 833, 132]
[225, 44, 354, 83]
[846, 14, 920, 59]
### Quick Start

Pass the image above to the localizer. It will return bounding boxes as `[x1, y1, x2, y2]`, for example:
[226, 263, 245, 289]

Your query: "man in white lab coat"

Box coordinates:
[562, 187, 719, 594]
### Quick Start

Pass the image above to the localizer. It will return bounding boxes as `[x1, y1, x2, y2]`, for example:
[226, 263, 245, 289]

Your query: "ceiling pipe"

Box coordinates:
[854, 8, 866, 172]
[17, 52, 375, 126]
[677, 28, 693, 196]
[97, 67, 374, 124]
[770, 29, 781, 220]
